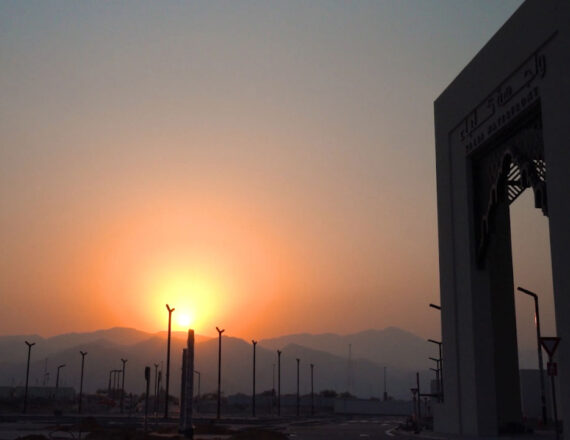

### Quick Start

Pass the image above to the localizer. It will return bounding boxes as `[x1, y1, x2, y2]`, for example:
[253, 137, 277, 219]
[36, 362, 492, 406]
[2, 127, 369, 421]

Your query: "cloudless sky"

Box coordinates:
[2, 0, 554, 351]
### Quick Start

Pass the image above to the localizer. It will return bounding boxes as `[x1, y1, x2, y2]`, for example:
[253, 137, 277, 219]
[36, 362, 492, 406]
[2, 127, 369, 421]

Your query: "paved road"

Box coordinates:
[283, 416, 404, 440]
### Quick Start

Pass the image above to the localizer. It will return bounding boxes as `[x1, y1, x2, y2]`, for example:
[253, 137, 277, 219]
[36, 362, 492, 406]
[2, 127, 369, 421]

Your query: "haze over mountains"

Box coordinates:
[0, 326, 537, 401]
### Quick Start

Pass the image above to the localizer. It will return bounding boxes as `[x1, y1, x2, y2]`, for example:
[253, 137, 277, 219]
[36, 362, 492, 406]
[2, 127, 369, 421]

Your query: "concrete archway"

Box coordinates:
[433, 1, 570, 436]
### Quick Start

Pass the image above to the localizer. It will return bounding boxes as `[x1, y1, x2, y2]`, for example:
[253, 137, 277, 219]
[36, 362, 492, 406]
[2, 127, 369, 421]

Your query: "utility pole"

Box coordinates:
[296, 358, 300, 416]
[310, 363, 314, 416]
[78, 351, 87, 414]
[164, 304, 175, 419]
[252, 340, 257, 417]
[23, 341, 35, 414]
[120, 358, 127, 413]
[277, 350, 282, 416]
[216, 326, 225, 419]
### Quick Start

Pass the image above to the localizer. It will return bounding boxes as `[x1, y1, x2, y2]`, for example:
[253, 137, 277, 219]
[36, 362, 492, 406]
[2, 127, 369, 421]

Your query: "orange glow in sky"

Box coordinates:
[3, 0, 550, 345]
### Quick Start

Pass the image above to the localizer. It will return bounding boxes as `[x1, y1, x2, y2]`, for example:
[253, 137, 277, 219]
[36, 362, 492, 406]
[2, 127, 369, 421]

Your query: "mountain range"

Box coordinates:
[0, 327, 442, 400]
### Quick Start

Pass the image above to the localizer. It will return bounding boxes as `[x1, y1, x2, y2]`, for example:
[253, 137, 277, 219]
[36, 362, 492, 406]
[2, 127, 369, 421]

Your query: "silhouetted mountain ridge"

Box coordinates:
[0, 326, 435, 399]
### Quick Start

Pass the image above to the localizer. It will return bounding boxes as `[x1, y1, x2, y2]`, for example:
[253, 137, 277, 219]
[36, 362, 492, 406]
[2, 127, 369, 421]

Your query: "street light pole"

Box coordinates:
[383, 366, 388, 401]
[113, 369, 121, 399]
[108, 369, 113, 397]
[310, 363, 314, 416]
[23, 341, 35, 414]
[216, 326, 225, 420]
[277, 350, 282, 416]
[164, 304, 175, 419]
[120, 358, 127, 413]
[252, 340, 257, 417]
[517, 286, 548, 425]
[56, 364, 66, 400]
[78, 351, 87, 414]
[296, 358, 300, 416]
[112, 370, 117, 398]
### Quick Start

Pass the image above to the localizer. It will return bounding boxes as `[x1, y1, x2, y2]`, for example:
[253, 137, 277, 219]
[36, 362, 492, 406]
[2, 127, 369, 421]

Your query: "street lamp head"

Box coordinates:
[166, 304, 175, 312]
[429, 357, 440, 363]
[252, 340, 257, 345]
[80, 351, 87, 356]
[216, 327, 225, 334]
[428, 339, 442, 345]
[58, 364, 66, 369]
[429, 303, 441, 310]
[517, 286, 538, 298]
[121, 358, 128, 364]
[25, 341, 35, 348]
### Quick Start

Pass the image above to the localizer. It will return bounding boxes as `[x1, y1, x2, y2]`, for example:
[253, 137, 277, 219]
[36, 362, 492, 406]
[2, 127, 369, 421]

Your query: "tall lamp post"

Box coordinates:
[251, 340, 257, 417]
[296, 358, 300, 416]
[428, 339, 443, 402]
[56, 364, 66, 400]
[517, 286, 548, 425]
[164, 304, 175, 419]
[78, 351, 87, 414]
[216, 326, 225, 419]
[154, 363, 159, 416]
[310, 363, 314, 416]
[23, 341, 35, 414]
[120, 358, 127, 413]
[108, 369, 114, 397]
[277, 350, 282, 416]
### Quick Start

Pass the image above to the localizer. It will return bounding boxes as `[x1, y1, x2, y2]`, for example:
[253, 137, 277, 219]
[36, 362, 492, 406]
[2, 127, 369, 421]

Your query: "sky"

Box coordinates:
[2, 0, 555, 350]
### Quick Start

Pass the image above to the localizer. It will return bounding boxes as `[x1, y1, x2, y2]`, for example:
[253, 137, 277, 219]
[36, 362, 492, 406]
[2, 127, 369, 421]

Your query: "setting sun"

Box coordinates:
[140, 261, 229, 335]
[177, 312, 193, 329]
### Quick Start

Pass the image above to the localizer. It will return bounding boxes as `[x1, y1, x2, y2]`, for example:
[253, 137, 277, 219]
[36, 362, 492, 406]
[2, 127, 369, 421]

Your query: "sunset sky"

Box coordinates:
[1, 1, 555, 350]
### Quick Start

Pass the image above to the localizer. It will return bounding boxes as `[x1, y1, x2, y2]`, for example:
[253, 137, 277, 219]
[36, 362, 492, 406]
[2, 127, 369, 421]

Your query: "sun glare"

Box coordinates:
[143, 264, 225, 334]
[177, 312, 193, 328]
